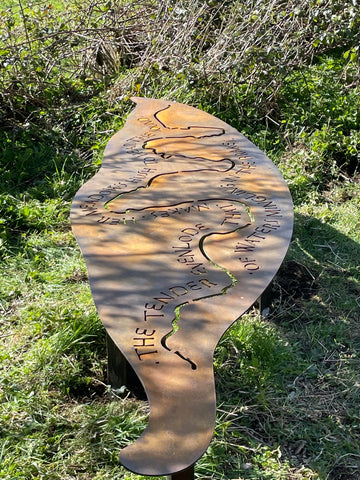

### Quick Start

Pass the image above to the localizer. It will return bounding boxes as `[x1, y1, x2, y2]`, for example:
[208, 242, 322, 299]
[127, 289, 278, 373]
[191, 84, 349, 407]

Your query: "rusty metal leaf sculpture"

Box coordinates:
[71, 97, 293, 476]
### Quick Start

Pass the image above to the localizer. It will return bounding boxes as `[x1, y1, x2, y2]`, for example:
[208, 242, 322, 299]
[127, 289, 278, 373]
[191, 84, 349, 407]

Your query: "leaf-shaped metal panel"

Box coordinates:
[71, 97, 293, 476]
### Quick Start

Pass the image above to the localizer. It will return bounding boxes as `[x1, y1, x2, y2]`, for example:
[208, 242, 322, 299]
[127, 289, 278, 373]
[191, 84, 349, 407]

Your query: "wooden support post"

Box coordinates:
[107, 333, 145, 398]
[167, 464, 195, 480]
[107, 332, 127, 389]
[257, 282, 273, 317]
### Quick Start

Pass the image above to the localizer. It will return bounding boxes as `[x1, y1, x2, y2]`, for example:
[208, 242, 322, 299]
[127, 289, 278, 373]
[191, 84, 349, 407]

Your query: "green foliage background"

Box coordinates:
[0, 1, 359, 479]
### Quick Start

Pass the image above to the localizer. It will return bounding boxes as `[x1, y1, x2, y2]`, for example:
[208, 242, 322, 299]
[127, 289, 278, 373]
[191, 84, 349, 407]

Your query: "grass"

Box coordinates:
[1, 0, 360, 478]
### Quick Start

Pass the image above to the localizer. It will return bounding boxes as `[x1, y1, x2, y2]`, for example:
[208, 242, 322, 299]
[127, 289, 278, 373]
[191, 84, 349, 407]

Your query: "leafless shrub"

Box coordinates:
[1, 0, 359, 124]
[108, 0, 359, 108]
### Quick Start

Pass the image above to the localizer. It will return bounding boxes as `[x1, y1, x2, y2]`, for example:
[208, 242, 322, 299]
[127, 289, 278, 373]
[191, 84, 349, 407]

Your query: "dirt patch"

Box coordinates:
[337, 154, 359, 178]
[273, 260, 318, 302]
[327, 466, 360, 480]
[68, 378, 107, 401]
[65, 269, 88, 283]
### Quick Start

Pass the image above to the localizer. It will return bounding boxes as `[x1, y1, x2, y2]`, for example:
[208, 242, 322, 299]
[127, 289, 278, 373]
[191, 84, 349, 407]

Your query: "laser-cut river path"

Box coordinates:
[71, 97, 294, 476]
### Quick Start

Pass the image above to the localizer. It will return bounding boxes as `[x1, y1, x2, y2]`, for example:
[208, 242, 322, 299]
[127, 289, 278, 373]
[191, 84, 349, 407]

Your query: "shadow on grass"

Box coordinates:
[49, 211, 359, 479]
[0, 126, 98, 257]
[2, 207, 359, 479]
[210, 212, 360, 480]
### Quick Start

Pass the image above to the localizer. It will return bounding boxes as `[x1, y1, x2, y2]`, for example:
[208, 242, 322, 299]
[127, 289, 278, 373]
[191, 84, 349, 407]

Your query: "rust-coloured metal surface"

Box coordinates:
[71, 97, 293, 476]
